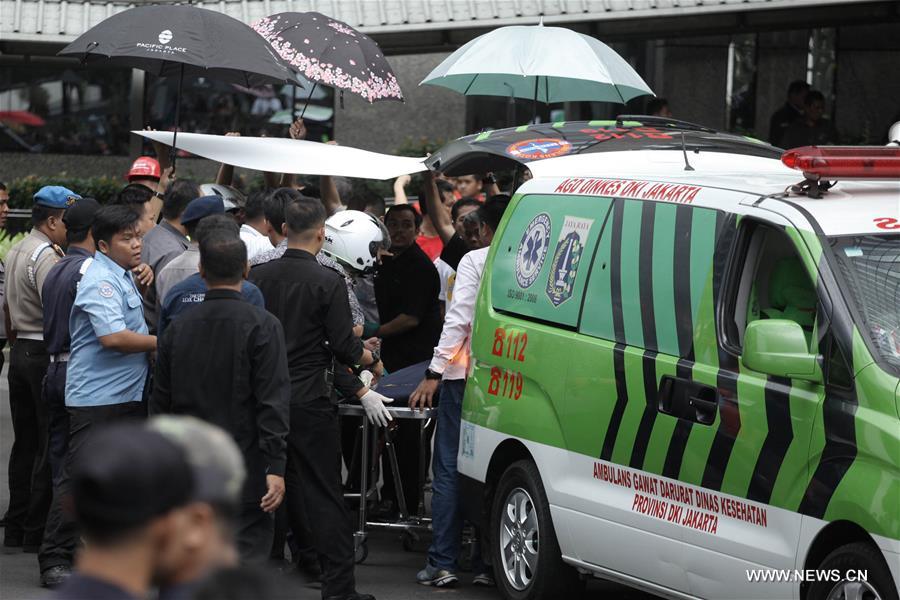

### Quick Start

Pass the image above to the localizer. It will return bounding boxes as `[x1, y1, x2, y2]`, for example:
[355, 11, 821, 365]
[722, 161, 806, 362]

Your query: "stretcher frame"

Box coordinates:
[338, 403, 436, 563]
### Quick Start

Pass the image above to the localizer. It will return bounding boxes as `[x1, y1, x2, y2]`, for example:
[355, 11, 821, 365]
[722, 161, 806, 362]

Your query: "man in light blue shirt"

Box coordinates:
[66, 206, 156, 408]
[49, 206, 157, 575]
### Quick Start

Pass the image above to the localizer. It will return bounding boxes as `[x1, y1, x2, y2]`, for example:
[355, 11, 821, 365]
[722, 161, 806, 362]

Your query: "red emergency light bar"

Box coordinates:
[782, 146, 900, 179]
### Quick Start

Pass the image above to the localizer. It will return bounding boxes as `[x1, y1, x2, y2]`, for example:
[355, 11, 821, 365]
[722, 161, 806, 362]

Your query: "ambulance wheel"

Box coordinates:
[490, 460, 583, 600]
[807, 542, 898, 600]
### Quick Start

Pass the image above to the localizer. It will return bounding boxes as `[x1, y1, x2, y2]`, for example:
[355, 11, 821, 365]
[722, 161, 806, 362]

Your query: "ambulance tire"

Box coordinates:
[807, 542, 898, 600]
[490, 460, 584, 600]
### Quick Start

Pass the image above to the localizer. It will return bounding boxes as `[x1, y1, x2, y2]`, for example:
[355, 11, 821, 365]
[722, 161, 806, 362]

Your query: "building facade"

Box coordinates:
[1, 0, 898, 179]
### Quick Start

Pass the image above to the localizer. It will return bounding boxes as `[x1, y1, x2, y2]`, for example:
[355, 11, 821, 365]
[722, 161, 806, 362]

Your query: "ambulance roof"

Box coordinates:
[429, 119, 899, 238]
[524, 149, 900, 237]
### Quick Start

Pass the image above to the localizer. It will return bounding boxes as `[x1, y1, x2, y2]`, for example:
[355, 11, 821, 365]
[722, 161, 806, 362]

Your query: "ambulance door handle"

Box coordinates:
[657, 376, 677, 414]
[688, 386, 718, 426]
[658, 376, 718, 425]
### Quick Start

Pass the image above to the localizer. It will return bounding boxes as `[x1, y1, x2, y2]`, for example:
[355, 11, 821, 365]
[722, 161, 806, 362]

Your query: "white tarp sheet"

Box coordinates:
[134, 131, 428, 180]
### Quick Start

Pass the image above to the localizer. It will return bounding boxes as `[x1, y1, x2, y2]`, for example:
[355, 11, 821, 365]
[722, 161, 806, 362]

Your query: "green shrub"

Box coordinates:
[7, 175, 123, 209]
[0, 231, 27, 261]
[395, 136, 446, 158]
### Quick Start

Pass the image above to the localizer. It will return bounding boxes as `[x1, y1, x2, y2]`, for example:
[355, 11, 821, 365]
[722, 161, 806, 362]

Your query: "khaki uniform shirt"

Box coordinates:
[4, 230, 63, 337]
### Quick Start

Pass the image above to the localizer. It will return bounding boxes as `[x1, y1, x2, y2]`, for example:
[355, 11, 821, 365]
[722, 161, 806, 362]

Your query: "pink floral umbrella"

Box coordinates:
[253, 11, 403, 116]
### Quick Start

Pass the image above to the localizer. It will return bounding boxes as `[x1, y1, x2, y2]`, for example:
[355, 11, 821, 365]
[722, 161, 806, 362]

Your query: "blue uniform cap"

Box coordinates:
[181, 195, 225, 225]
[34, 186, 82, 209]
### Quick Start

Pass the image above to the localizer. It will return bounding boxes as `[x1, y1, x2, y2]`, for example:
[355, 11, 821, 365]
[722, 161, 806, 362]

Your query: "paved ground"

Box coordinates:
[0, 353, 658, 599]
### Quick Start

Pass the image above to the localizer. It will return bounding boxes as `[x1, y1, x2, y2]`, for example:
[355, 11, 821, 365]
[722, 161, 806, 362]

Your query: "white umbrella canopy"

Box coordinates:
[421, 23, 652, 104]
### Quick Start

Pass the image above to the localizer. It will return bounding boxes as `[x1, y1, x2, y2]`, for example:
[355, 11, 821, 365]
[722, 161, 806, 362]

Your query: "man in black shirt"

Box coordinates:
[781, 89, 839, 148]
[769, 80, 809, 148]
[373, 204, 442, 518]
[375, 204, 442, 371]
[151, 231, 290, 565]
[250, 195, 382, 600]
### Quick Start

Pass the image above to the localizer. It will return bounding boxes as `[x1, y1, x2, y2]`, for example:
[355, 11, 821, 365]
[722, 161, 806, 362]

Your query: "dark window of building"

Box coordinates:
[143, 74, 334, 143]
[1, 62, 132, 155]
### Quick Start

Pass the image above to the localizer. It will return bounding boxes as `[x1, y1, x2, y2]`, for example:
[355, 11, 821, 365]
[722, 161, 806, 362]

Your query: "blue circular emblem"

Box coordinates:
[515, 213, 551, 289]
[98, 282, 115, 299]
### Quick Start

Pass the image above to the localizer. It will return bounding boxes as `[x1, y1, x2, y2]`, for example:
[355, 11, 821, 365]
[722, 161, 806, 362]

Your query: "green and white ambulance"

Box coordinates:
[427, 120, 900, 600]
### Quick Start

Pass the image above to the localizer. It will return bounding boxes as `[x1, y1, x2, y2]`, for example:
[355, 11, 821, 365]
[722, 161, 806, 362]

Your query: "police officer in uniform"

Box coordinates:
[36, 198, 101, 587]
[42, 205, 157, 589]
[3, 186, 76, 552]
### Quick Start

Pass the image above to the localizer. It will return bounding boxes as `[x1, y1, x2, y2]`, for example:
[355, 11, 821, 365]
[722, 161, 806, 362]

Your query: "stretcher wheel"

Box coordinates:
[354, 541, 369, 564]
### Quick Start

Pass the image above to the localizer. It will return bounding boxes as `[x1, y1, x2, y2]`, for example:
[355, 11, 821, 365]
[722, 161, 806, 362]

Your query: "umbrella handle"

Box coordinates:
[300, 82, 318, 119]
[81, 41, 99, 65]
[170, 62, 185, 172]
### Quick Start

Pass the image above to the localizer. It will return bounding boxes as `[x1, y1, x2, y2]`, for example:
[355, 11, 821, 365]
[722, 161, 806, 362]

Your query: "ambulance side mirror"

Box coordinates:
[742, 319, 824, 384]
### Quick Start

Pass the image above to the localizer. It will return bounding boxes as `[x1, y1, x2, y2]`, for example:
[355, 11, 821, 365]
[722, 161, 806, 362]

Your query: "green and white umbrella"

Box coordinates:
[421, 23, 652, 105]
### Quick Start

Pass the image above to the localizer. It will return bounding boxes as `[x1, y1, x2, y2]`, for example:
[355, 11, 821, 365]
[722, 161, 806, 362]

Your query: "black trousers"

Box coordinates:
[340, 415, 364, 493]
[237, 503, 274, 566]
[380, 419, 435, 517]
[38, 401, 146, 571]
[5, 339, 51, 546]
[285, 398, 356, 598]
[42, 361, 71, 483]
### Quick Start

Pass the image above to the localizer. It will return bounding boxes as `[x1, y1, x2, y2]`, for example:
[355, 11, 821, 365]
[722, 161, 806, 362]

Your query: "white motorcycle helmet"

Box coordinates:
[200, 183, 246, 212]
[322, 210, 390, 273]
[888, 121, 900, 147]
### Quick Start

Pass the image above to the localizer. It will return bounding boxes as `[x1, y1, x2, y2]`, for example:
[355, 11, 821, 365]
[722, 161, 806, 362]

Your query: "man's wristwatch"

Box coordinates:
[424, 368, 442, 381]
[367, 347, 381, 367]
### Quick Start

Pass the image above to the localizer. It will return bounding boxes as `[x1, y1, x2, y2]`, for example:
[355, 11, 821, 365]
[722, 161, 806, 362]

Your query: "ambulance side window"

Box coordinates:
[580, 198, 725, 359]
[491, 193, 608, 328]
[723, 222, 819, 351]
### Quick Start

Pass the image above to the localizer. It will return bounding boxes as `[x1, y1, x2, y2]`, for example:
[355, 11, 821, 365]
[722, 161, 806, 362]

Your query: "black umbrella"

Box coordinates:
[59, 4, 294, 166]
[253, 12, 403, 119]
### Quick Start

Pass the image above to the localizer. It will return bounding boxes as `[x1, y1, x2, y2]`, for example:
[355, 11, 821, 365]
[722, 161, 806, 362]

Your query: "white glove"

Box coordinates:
[359, 389, 394, 427]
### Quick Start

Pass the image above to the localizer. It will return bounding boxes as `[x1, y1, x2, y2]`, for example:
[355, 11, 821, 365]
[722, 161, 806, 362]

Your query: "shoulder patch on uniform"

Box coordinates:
[29, 242, 51, 262]
[26, 242, 53, 289]
[98, 282, 116, 298]
[78, 258, 94, 276]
